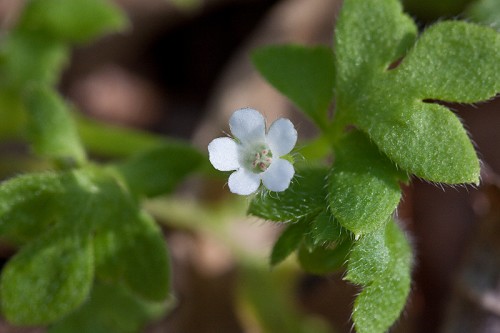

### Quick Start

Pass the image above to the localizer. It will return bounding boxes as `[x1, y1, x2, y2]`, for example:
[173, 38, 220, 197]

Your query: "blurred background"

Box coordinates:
[0, 0, 499, 332]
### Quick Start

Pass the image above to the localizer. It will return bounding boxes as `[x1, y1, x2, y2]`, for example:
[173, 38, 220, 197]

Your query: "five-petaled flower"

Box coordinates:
[208, 108, 297, 195]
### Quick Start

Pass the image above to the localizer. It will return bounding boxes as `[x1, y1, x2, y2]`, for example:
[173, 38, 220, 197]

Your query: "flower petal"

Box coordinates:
[266, 118, 297, 157]
[228, 169, 261, 195]
[229, 108, 266, 144]
[262, 158, 294, 192]
[208, 137, 240, 171]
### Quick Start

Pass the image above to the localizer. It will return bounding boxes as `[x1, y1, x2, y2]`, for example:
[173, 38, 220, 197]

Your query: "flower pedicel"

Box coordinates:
[208, 108, 297, 195]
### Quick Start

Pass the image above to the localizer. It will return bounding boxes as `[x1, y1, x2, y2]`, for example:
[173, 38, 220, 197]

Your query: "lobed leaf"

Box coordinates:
[328, 131, 403, 235]
[248, 167, 328, 222]
[115, 142, 203, 198]
[395, 21, 500, 103]
[24, 85, 86, 165]
[334, 0, 417, 104]
[252, 44, 335, 125]
[352, 220, 412, 333]
[17, 0, 128, 44]
[0, 228, 94, 325]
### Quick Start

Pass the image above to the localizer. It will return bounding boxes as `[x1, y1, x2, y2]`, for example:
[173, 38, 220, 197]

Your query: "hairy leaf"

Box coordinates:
[352, 220, 412, 333]
[249, 167, 328, 222]
[329, 131, 403, 234]
[252, 45, 335, 125]
[345, 226, 390, 285]
[334, 0, 498, 184]
[395, 21, 500, 103]
[0, 229, 94, 325]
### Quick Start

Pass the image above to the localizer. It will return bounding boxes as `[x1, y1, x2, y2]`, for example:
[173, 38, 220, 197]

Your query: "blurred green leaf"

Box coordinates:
[248, 167, 328, 222]
[18, 0, 128, 43]
[114, 142, 204, 198]
[0, 172, 64, 242]
[328, 131, 403, 235]
[94, 212, 170, 301]
[270, 221, 309, 266]
[239, 263, 331, 333]
[466, 0, 500, 29]
[0, 228, 94, 325]
[297, 239, 351, 275]
[24, 85, 86, 166]
[352, 220, 412, 333]
[253, 45, 335, 126]
[0, 31, 68, 89]
[49, 282, 168, 333]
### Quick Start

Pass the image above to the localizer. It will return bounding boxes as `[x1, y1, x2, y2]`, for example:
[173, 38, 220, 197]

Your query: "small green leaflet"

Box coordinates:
[328, 131, 405, 235]
[349, 220, 412, 333]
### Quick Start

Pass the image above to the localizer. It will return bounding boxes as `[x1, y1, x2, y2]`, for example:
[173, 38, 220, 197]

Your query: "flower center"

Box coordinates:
[244, 145, 273, 173]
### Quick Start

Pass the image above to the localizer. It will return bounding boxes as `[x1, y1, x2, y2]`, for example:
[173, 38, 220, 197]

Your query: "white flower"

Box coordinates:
[208, 108, 297, 195]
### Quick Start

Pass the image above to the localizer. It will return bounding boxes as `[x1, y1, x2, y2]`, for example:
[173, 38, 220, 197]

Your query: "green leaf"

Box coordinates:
[354, 98, 480, 184]
[352, 220, 412, 333]
[297, 239, 351, 275]
[24, 85, 86, 166]
[345, 226, 390, 285]
[114, 141, 203, 197]
[309, 210, 344, 246]
[333, 0, 494, 185]
[335, 0, 417, 102]
[17, 0, 128, 43]
[49, 282, 167, 333]
[0, 172, 64, 241]
[0, 228, 94, 325]
[0, 31, 68, 88]
[248, 167, 328, 222]
[252, 45, 335, 125]
[329, 131, 403, 235]
[94, 212, 170, 301]
[395, 21, 500, 103]
[270, 221, 309, 266]
[466, 0, 500, 29]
